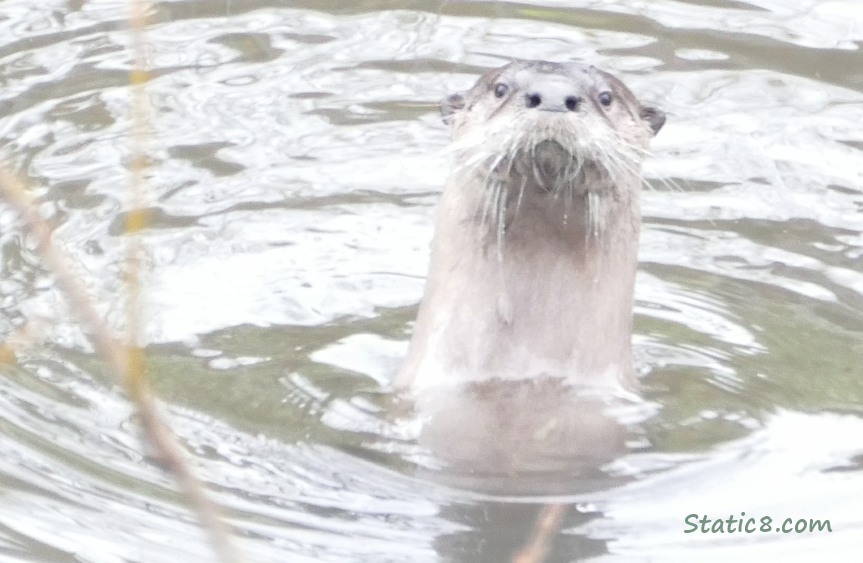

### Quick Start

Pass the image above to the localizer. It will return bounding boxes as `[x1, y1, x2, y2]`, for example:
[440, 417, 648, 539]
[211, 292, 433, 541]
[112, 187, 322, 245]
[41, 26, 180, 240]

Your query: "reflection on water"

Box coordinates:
[1, 0, 862, 561]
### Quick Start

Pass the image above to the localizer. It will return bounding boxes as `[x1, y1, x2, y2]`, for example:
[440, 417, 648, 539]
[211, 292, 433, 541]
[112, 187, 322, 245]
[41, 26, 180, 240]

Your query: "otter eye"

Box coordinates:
[493, 83, 509, 98]
[598, 91, 613, 107]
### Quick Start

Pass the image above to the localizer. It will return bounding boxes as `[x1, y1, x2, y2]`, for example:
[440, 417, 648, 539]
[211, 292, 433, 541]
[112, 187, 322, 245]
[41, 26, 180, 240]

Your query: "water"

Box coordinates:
[1, 0, 862, 561]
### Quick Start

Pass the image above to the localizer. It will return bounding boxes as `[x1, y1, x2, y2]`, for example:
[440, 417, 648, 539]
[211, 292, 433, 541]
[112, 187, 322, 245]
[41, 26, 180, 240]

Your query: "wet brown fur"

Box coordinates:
[398, 61, 664, 392]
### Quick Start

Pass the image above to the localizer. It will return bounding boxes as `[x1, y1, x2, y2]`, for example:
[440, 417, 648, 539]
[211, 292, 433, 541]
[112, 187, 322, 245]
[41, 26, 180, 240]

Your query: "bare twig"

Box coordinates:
[0, 169, 243, 563]
[512, 503, 569, 563]
[0, 0, 244, 559]
[0, 168, 134, 382]
[0, 322, 36, 366]
[125, 1, 243, 560]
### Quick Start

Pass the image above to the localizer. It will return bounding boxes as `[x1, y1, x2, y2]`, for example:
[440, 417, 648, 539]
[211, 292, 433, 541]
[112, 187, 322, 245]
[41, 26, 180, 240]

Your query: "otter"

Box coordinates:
[397, 61, 664, 391]
[395, 61, 664, 484]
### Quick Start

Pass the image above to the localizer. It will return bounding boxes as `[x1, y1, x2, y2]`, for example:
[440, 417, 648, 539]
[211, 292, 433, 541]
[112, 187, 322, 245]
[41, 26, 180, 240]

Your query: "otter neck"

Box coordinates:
[398, 166, 641, 390]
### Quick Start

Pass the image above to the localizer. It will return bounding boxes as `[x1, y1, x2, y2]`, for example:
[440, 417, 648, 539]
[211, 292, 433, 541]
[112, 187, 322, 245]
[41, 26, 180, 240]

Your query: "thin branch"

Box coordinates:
[126, 0, 243, 560]
[0, 168, 244, 563]
[512, 504, 569, 563]
[0, 168, 133, 379]
[0, 0, 245, 558]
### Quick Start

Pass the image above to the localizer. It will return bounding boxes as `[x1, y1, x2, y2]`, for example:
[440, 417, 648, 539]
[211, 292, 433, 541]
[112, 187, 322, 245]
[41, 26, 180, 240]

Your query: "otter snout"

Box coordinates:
[523, 76, 581, 112]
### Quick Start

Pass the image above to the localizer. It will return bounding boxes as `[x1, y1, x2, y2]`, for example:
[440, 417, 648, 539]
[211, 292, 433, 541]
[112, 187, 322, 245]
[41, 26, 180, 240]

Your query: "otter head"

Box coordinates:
[441, 61, 664, 216]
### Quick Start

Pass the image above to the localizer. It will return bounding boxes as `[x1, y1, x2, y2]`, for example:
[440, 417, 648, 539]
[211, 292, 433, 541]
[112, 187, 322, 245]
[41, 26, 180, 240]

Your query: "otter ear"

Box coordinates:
[441, 92, 466, 125]
[639, 105, 666, 136]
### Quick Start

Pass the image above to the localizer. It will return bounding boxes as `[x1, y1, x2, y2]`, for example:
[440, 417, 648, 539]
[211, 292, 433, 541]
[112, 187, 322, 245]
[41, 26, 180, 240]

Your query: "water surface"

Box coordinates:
[1, 0, 862, 561]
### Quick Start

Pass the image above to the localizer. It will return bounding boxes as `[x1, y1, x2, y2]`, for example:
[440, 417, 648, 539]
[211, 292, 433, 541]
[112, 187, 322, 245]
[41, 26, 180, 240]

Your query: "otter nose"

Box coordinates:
[523, 77, 581, 112]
